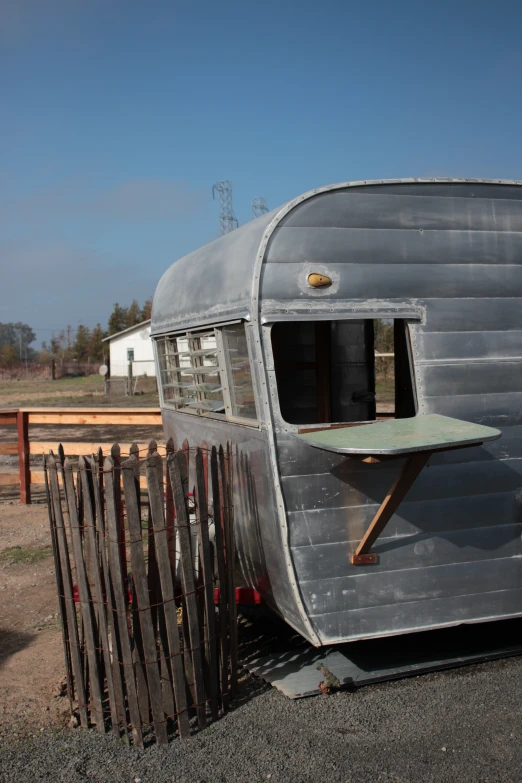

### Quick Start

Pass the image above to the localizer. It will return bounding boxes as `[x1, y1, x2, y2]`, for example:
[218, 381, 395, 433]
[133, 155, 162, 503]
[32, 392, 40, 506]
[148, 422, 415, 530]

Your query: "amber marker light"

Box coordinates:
[308, 273, 332, 288]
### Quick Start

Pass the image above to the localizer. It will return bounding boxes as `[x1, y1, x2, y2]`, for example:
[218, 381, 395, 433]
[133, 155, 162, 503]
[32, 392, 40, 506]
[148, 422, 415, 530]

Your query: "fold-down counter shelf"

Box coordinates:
[296, 414, 501, 565]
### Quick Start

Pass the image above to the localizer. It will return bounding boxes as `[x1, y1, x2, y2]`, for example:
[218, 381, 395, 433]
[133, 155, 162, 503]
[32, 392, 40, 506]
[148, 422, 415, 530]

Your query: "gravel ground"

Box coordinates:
[1, 655, 521, 783]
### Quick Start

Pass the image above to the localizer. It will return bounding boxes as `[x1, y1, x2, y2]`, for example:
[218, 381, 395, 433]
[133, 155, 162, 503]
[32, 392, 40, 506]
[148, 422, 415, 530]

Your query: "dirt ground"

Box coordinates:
[0, 501, 70, 738]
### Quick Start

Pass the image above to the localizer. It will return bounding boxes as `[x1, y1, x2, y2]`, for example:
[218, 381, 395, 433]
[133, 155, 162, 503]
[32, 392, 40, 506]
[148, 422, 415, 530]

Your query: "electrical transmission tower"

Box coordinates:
[212, 180, 239, 235]
[252, 197, 269, 219]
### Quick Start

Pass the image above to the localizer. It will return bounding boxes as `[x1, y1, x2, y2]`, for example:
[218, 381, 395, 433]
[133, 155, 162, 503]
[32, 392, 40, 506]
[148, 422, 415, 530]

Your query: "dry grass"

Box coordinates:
[0, 545, 53, 566]
[0, 376, 159, 408]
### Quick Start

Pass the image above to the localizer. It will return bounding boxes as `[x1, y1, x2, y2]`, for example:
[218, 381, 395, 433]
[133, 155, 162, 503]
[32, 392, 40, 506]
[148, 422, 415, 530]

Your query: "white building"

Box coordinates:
[102, 319, 156, 377]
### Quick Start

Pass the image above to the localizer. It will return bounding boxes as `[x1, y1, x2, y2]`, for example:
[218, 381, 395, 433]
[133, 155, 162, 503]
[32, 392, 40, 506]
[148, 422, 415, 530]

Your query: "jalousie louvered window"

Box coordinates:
[156, 324, 257, 423]
[156, 330, 224, 416]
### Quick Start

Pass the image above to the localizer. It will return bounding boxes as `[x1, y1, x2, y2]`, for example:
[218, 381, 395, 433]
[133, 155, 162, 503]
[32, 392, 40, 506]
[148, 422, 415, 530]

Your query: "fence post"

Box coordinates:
[17, 410, 30, 504]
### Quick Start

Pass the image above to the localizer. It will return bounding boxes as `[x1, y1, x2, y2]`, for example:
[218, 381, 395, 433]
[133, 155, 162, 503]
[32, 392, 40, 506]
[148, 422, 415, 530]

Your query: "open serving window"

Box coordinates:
[271, 318, 417, 426]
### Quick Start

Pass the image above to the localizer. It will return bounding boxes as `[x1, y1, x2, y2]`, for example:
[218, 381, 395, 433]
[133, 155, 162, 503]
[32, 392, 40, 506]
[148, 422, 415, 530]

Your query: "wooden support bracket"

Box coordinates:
[350, 451, 432, 565]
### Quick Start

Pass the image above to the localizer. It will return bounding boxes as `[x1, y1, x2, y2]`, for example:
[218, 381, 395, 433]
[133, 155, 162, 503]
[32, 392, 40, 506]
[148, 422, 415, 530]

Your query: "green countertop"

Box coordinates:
[295, 414, 501, 456]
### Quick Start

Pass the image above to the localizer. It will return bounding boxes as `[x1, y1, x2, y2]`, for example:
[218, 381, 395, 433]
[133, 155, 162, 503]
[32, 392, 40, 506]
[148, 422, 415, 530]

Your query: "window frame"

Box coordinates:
[265, 315, 419, 430]
[155, 320, 260, 428]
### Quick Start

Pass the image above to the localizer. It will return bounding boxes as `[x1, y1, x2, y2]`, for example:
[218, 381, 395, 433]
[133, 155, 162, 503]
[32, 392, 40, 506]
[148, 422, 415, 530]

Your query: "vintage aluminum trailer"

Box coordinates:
[151, 178, 522, 647]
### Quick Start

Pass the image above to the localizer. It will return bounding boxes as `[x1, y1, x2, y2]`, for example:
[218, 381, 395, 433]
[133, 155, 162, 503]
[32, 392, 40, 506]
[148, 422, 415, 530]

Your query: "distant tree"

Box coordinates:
[39, 345, 52, 363]
[56, 330, 69, 359]
[142, 297, 153, 320]
[50, 335, 61, 357]
[0, 322, 36, 360]
[126, 299, 143, 328]
[374, 319, 394, 353]
[108, 303, 128, 335]
[0, 342, 19, 368]
[73, 324, 91, 361]
[88, 323, 106, 362]
[66, 325, 73, 354]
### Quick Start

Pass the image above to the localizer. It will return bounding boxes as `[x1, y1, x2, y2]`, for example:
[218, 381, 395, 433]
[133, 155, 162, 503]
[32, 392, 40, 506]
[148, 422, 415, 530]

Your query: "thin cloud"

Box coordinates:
[0, 239, 157, 335]
[89, 178, 206, 220]
[1, 177, 206, 225]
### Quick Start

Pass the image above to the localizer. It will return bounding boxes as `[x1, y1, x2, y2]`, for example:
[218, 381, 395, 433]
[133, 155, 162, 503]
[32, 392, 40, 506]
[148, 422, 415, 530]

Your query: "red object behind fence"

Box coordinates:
[214, 586, 264, 605]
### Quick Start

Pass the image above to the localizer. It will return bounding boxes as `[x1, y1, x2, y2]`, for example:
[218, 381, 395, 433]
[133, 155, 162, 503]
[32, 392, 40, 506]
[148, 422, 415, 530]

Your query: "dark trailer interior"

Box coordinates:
[272, 318, 416, 424]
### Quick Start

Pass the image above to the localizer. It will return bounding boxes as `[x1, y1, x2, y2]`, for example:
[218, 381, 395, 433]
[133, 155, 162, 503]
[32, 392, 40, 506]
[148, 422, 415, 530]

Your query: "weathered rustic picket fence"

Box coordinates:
[44, 438, 237, 746]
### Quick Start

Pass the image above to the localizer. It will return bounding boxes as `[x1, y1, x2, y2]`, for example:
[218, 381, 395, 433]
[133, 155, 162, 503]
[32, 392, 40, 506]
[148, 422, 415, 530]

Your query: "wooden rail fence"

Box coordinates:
[0, 408, 162, 504]
[44, 438, 237, 745]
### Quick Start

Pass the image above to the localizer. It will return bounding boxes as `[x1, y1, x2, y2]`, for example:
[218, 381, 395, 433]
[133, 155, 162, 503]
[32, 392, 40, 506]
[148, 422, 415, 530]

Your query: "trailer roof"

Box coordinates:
[151, 178, 522, 336]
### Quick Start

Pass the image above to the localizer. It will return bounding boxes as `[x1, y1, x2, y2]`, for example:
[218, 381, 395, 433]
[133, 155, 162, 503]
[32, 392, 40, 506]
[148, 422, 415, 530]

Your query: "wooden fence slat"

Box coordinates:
[79, 457, 120, 737]
[129, 575, 151, 728]
[95, 448, 105, 531]
[165, 438, 176, 572]
[0, 474, 20, 486]
[174, 446, 197, 705]
[104, 457, 143, 747]
[225, 442, 238, 697]
[235, 450, 250, 586]
[26, 413, 162, 425]
[63, 459, 105, 732]
[170, 452, 207, 730]
[57, 447, 87, 701]
[91, 448, 128, 741]
[91, 451, 120, 723]
[110, 444, 128, 584]
[92, 452, 127, 733]
[158, 441, 178, 728]
[43, 454, 74, 713]
[200, 441, 209, 497]
[47, 455, 88, 728]
[218, 447, 234, 700]
[149, 447, 177, 721]
[146, 456, 190, 740]
[122, 457, 168, 745]
[175, 448, 198, 704]
[127, 443, 151, 728]
[210, 446, 229, 711]
[146, 442, 160, 640]
[21, 406, 160, 414]
[195, 448, 219, 721]
[156, 598, 176, 721]
[110, 443, 130, 722]
[0, 443, 18, 455]
[17, 411, 30, 504]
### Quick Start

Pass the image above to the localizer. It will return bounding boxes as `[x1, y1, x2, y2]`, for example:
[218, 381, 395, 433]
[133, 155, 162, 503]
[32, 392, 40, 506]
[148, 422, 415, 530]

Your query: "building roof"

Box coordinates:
[102, 319, 151, 342]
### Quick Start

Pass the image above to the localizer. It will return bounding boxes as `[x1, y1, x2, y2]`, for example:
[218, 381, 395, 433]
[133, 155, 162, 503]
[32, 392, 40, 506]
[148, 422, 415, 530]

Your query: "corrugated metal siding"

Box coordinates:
[264, 184, 522, 643]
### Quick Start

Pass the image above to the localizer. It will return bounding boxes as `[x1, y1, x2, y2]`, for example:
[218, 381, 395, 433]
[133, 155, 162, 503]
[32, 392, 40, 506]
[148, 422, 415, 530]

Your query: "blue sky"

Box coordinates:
[1, 0, 521, 346]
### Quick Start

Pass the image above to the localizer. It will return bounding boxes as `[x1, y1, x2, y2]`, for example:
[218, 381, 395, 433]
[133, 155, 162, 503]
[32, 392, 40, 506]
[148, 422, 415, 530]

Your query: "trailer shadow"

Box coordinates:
[0, 627, 35, 670]
[236, 606, 522, 694]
